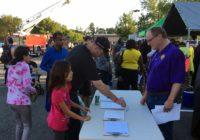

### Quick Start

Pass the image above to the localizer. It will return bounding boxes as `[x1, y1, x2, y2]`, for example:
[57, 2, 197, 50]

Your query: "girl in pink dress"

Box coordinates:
[6, 46, 36, 140]
[47, 60, 91, 140]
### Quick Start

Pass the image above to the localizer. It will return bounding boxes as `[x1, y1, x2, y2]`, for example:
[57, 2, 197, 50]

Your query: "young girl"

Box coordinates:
[6, 46, 36, 140]
[47, 60, 91, 140]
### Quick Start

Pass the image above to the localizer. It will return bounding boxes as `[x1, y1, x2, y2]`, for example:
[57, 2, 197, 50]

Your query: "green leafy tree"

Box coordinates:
[31, 18, 68, 34]
[141, 0, 172, 21]
[61, 25, 69, 35]
[137, 13, 154, 32]
[96, 27, 106, 34]
[106, 28, 116, 34]
[138, 0, 200, 32]
[115, 13, 136, 39]
[140, 0, 200, 21]
[68, 30, 84, 43]
[141, 0, 158, 14]
[138, 0, 172, 32]
[157, 0, 172, 18]
[0, 15, 22, 39]
[87, 22, 96, 37]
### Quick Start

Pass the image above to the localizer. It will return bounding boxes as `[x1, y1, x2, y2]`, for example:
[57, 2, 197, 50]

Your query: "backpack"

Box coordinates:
[0, 46, 12, 64]
[114, 50, 125, 77]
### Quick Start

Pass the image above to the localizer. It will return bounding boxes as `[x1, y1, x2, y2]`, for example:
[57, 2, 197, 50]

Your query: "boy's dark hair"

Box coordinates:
[126, 39, 136, 49]
[179, 42, 185, 47]
[49, 60, 71, 92]
[8, 37, 13, 44]
[52, 31, 63, 40]
[10, 46, 29, 65]
[117, 38, 123, 45]
[149, 27, 168, 39]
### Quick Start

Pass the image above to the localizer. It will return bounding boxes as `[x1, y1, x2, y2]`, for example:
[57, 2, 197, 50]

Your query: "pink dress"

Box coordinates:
[47, 83, 71, 131]
[6, 61, 36, 105]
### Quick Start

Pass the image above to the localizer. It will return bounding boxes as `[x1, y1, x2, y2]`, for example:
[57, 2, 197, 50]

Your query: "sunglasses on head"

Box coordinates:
[96, 42, 105, 50]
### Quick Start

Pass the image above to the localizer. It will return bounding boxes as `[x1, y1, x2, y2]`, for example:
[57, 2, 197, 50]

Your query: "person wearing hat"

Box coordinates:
[66, 36, 126, 140]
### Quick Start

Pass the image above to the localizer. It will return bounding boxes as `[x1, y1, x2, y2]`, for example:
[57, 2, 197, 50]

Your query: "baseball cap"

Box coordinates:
[95, 37, 110, 52]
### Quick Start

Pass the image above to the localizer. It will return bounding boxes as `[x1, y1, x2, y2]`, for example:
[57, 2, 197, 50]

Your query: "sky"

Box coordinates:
[0, 0, 142, 30]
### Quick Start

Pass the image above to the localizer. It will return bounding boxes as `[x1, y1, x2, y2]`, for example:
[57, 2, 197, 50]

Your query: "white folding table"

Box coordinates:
[79, 90, 164, 140]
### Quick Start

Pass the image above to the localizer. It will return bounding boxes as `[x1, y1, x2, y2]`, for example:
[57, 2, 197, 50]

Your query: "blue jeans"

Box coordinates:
[147, 94, 173, 140]
[11, 105, 31, 140]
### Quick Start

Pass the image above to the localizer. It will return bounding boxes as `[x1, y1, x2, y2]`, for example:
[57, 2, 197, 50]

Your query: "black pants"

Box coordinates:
[191, 90, 200, 139]
[53, 130, 68, 140]
[117, 68, 138, 90]
[4, 66, 8, 84]
[68, 91, 81, 140]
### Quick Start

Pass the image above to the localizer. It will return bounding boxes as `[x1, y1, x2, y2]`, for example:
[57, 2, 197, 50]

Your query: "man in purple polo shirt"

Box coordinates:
[140, 27, 185, 140]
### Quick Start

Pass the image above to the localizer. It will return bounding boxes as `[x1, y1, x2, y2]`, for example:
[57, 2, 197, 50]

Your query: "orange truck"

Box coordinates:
[11, 34, 47, 56]
[25, 34, 47, 48]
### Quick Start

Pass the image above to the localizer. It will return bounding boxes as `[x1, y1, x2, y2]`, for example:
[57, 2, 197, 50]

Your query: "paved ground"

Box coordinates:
[0, 56, 196, 140]
[0, 57, 53, 140]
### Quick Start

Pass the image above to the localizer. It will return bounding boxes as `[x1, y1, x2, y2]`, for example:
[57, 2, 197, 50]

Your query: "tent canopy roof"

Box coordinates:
[163, 2, 200, 36]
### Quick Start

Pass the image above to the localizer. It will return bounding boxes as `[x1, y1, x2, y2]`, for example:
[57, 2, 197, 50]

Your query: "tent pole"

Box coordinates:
[187, 28, 190, 47]
[187, 28, 190, 42]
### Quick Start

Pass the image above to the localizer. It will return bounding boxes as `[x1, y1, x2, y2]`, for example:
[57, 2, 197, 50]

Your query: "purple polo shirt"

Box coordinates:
[147, 43, 185, 93]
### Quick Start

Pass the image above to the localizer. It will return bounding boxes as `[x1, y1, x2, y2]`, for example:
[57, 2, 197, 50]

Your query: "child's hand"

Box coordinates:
[82, 115, 91, 121]
[81, 106, 90, 113]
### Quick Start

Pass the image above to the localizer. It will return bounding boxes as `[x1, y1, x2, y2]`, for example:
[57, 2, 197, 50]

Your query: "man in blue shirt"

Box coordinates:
[40, 31, 68, 111]
[140, 27, 185, 140]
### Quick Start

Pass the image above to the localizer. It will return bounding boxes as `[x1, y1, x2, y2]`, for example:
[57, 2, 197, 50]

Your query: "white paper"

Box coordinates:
[104, 110, 125, 121]
[104, 121, 129, 136]
[100, 101, 125, 110]
[151, 103, 181, 125]
[100, 95, 112, 102]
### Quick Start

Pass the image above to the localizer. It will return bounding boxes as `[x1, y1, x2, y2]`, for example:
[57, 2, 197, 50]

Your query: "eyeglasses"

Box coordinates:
[147, 35, 158, 43]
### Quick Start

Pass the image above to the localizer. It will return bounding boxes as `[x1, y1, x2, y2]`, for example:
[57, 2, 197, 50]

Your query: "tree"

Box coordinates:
[137, 13, 154, 32]
[106, 28, 116, 34]
[31, 18, 68, 34]
[68, 30, 84, 43]
[141, 0, 172, 22]
[96, 27, 106, 34]
[115, 13, 136, 39]
[157, 0, 172, 18]
[141, 0, 200, 22]
[139, 0, 200, 32]
[31, 18, 85, 42]
[138, 0, 173, 33]
[87, 22, 96, 37]
[0, 15, 22, 39]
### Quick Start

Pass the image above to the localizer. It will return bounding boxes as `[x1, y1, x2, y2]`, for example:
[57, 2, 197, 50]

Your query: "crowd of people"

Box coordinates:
[1, 27, 200, 140]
